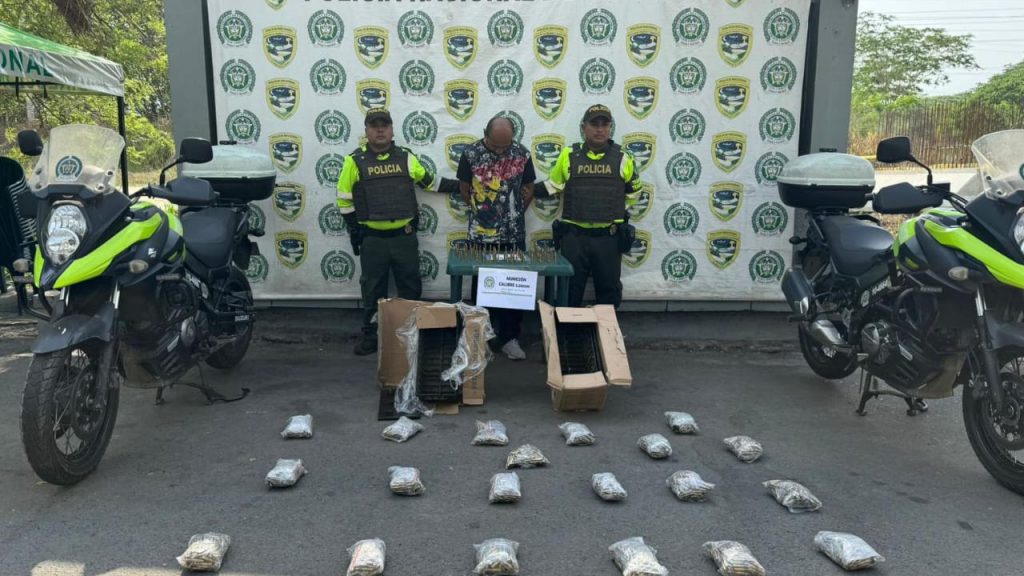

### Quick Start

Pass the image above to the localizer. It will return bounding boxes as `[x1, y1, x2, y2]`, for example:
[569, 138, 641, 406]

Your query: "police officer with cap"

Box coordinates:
[538, 104, 642, 307]
[337, 108, 459, 355]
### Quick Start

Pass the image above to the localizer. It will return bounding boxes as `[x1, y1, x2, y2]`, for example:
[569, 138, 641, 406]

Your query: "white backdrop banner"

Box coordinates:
[207, 0, 810, 301]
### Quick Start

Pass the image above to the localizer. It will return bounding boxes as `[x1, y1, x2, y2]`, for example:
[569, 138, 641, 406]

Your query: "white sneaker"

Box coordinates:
[501, 338, 526, 361]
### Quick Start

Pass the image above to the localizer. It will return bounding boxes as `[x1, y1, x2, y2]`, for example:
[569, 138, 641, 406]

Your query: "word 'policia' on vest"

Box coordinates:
[562, 144, 626, 224]
[352, 147, 417, 222]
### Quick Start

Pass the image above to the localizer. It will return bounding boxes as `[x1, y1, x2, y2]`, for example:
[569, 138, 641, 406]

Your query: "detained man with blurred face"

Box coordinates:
[456, 115, 537, 360]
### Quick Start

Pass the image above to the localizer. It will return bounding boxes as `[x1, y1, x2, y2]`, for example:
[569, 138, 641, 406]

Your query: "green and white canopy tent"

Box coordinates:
[0, 21, 128, 191]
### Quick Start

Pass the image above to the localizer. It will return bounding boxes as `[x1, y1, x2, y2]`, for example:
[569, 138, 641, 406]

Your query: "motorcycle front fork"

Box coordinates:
[974, 286, 1007, 411]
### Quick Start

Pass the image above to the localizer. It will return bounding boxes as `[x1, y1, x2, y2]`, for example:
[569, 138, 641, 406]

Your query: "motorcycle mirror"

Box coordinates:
[179, 138, 213, 164]
[17, 130, 43, 157]
[876, 136, 914, 164]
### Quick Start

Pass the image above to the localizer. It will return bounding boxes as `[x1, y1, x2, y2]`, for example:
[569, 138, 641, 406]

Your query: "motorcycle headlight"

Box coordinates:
[45, 205, 87, 264]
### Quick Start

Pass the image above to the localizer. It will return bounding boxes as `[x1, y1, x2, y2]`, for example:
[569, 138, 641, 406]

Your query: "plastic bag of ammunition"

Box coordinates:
[592, 472, 627, 501]
[723, 435, 763, 463]
[702, 540, 766, 576]
[473, 420, 509, 446]
[176, 532, 231, 572]
[638, 434, 673, 459]
[664, 411, 699, 434]
[559, 422, 596, 446]
[346, 538, 386, 576]
[608, 537, 669, 576]
[667, 470, 716, 502]
[265, 458, 306, 488]
[814, 531, 885, 571]
[505, 444, 550, 468]
[489, 472, 522, 503]
[280, 414, 313, 439]
[388, 466, 425, 496]
[473, 538, 521, 575]
[382, 416, 423, 443]
[764, 479, 822, 513]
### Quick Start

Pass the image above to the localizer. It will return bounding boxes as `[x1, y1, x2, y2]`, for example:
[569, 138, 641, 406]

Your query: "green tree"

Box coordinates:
[0, 0, 173, 171]
[853, 12, 978, 112]
[968, 60, 1024, 105]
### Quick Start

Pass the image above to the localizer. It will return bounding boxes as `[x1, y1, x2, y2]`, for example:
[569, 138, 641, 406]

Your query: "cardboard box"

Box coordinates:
[377, 299, 489, 406]
[538, 301, 632, 411]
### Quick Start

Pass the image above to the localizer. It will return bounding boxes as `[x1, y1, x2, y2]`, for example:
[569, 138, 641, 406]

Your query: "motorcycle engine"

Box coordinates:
[861, 319, 944, 393]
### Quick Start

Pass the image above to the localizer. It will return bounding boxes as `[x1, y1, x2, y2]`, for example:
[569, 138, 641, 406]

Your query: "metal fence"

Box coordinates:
[850, 99, 1024, 168]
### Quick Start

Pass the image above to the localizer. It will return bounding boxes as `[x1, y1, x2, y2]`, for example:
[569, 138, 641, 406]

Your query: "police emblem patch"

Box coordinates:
[579, 58, 616, 95]
[263, 26, 297, 68]
[622, 230, 652, 269]
[266, 78, 299, 120]
[623, 133, 656, 173]
[534, 25, 568, 69]
[226, 110, 261, 144]
[627, 24, 661, 68]
[716, 77, 750, 119]
[272, 182, 305, 222]
[755, 152, 789, 186]
[315, 110, 351, 146]
[488, 59, 524, 96]
[580, 8, 617, 46]
[707, 230, 741, 270]
[670, 57, 707, 94]
[356, 79, 390, 114]
[269, 133, 302, 174]
[402, 111, 439, 146]
[398, 10, 435, 48]
[308, 10, 344, 47]
[532, 134, 565, 175]
[315, 153, 345, 187]
[217, 11, 252, 47]
[711, 132, 747, 173]
[662, 250, 698, 283]
[751, 202, 789, 236]
[318, 204, 348, 237]
[321, 250, 356, 284]
[310, 59, 346, 95]
[276, 231, 308, 269]
[670, 109, 706, 144]
[624, 77, 658, 120]
[354, 26, 389, 69]
[400, 60, 435, 96]
[488, 10, 524, 47]
[718, 24, 753, 68]
[709, 181, 744, 222]
[444, 27, 478, 70]
[749, 250, 785, 284]
[533, 79, 567, 120]
[664, 202, 700, 237]
[673, 8, 709, 45]
[665, 152, 702, 188]
[220, 59, 255, 95]
[759, 108, 796, 144]
[445, 80, 479, 121]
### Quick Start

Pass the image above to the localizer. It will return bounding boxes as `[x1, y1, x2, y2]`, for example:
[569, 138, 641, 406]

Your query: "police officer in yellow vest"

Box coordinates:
[337, 108, 459, 355]
[539, 104, 642, 307]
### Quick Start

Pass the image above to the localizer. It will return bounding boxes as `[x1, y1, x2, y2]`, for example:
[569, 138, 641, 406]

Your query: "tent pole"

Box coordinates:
[117, 96, 129, 193]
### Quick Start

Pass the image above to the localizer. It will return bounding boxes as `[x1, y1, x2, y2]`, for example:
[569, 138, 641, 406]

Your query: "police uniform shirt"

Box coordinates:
[336, 144, 437, 230]
[546, 142, 642, 227]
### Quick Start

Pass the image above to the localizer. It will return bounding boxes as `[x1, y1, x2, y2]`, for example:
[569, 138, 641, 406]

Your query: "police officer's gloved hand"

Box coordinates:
[343, 212, 362, 256]
[437, 177, 461, 195]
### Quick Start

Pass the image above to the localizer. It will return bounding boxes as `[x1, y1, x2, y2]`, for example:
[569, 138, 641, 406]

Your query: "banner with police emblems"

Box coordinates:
[208, 0, 809, 301]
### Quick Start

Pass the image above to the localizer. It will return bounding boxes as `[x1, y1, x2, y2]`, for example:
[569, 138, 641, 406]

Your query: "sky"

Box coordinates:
[858, 0, 1023, 96]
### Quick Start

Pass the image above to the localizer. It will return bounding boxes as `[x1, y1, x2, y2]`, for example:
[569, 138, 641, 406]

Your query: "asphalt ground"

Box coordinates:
[0, 295, 1022, 575]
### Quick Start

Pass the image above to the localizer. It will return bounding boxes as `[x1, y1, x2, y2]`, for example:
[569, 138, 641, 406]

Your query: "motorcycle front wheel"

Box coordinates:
[797, 322, 858, 379]
[20, 343, 120, 485]
[963, 349, 1024, 495]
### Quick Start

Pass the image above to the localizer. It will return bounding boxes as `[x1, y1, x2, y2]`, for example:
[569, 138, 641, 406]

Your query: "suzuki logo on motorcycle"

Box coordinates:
[354, 26, 389, 69]
[266, 78, 299, 121]
[276, 231, 308, 270]
[273, 182, 305, 223]
[719, 24, 753, 67]
[269, 134, 302, 174]
[712, 132, 746, 173]
[54, 155, 83, 182]
[707, 230, 741, 270]
[263, 26, 297, 69]
[710, 182, 744, 222]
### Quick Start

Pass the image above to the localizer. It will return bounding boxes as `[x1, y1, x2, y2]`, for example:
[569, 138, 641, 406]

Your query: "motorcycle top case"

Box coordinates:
[777, 153, 875, 210]
[181, 145, 275, 201]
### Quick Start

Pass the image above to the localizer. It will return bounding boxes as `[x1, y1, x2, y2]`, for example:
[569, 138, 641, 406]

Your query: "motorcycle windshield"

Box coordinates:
[971, 129, 1024, 201]
[28, 124, 125, 194]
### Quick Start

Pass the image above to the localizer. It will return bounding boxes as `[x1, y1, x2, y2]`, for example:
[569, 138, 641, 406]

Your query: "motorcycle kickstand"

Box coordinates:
[856, 370, 928, 416]
[185, 364, 250, 405]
